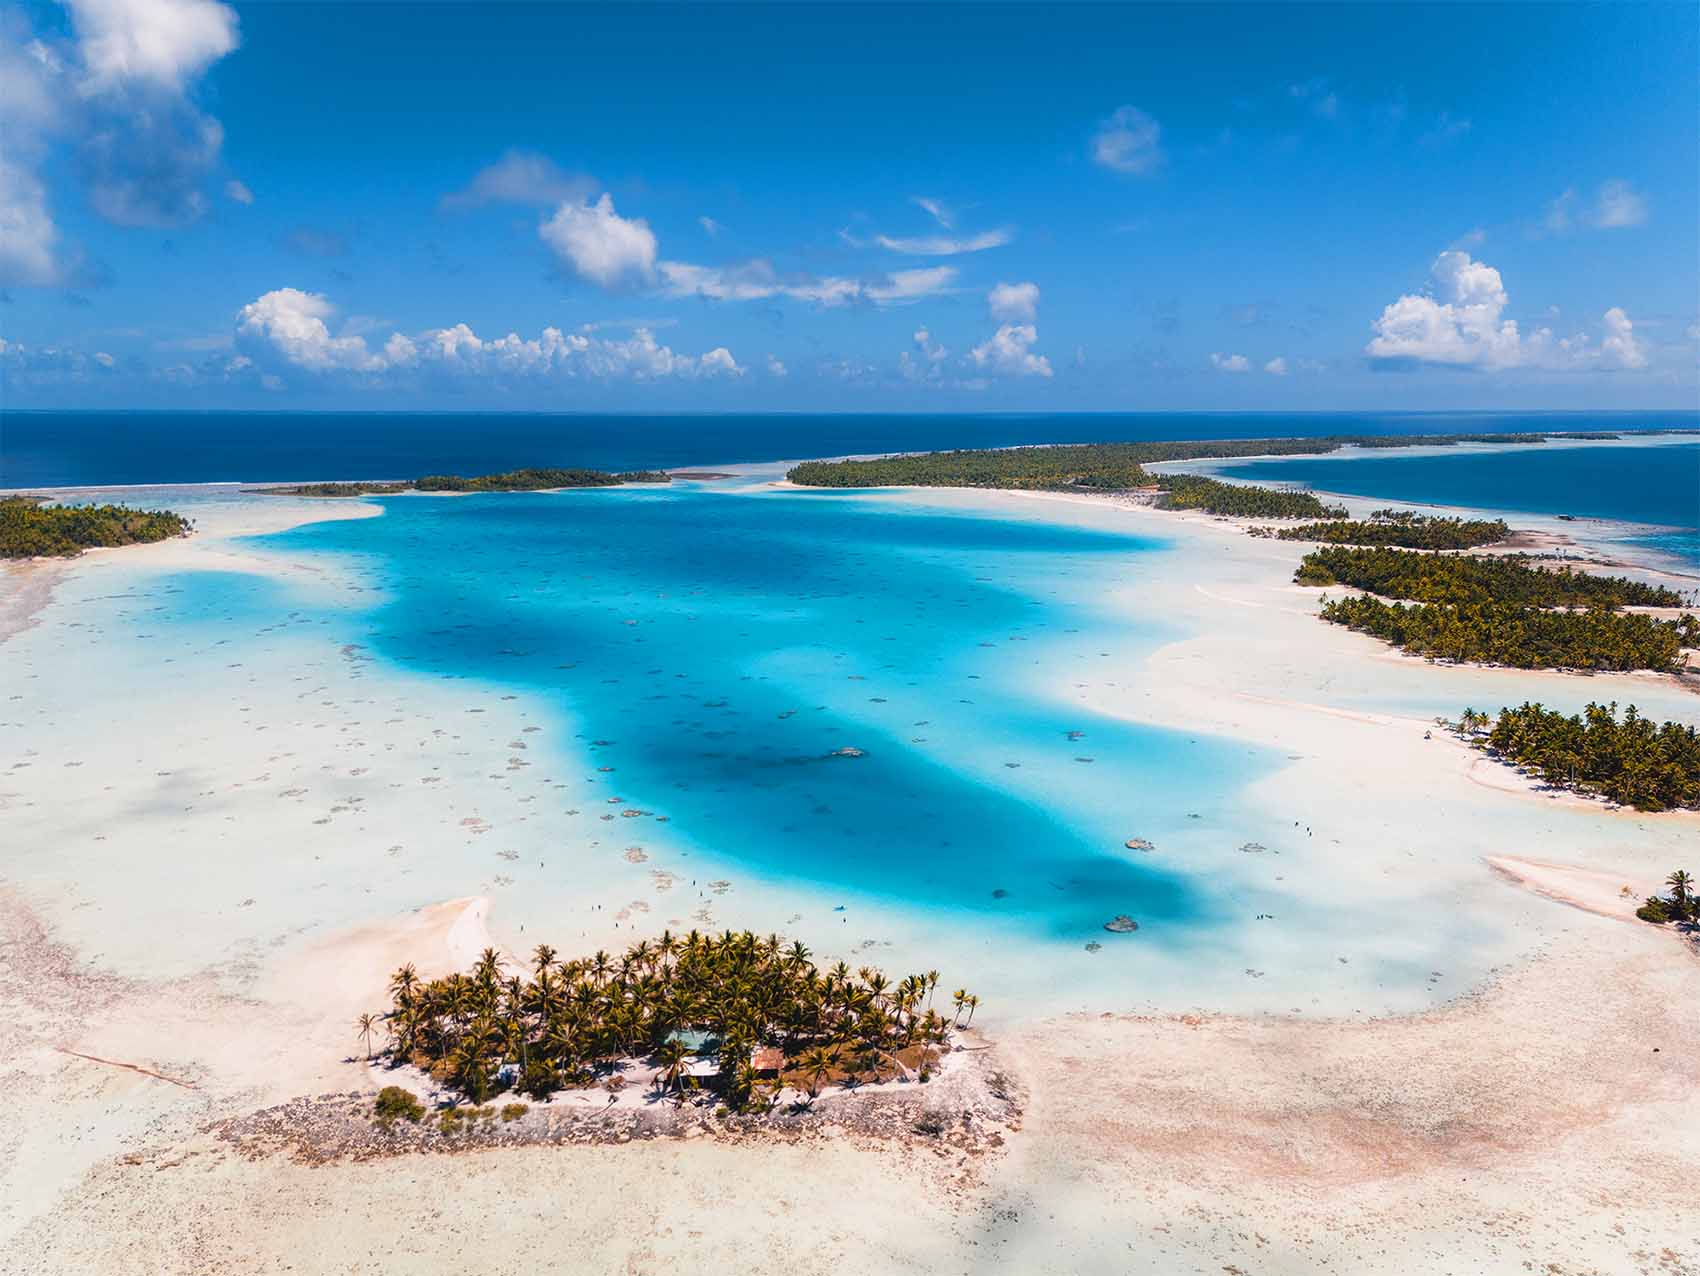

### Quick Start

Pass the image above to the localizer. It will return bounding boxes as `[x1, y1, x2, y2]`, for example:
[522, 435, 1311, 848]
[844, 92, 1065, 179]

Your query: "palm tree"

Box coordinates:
[799, 1045, 834, 1100]
[1668, 869, 1694, 914]
[355, 1012, 380, 1061]
[653, 1038, 690, 1103]
[389, 963, 419, 1003]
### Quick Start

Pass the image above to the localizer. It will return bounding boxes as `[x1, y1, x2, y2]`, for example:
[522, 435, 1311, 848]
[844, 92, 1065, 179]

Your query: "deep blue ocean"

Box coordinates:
[1220, 441, 1700, 567]
[6, 408, 1698, 489]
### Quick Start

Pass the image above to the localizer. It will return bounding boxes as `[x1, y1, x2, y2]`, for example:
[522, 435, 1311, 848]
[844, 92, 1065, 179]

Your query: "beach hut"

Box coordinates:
[749, 1046, 784, 1077]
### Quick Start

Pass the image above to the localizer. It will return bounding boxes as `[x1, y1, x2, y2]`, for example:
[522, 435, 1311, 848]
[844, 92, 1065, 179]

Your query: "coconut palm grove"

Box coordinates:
[375, 930, 977, 1113]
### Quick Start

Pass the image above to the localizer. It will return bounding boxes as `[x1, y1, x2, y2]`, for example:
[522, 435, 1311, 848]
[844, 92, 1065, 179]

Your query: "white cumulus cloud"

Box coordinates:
[68, 0, 237, 92]
[0, 0, 240, 281]
[539, 193, 658, 289]
[970, 324, 1052, 377]
[987, 281, 1039, 322]
[1210, 352, 1251, 372]
[0, 157, 62, 286]
[1264, 356, 1288, 375]
[1092, 105, 1164, 175]
[232, 287, 743, 384]
[1599, 306, 1647, 369]
[224, 178, 252, 205]
[236, 288, 385, 372]
[1365, 251, 1521, 369]
[1367, 250, 1653, 373]
[67, 0, 240, 226]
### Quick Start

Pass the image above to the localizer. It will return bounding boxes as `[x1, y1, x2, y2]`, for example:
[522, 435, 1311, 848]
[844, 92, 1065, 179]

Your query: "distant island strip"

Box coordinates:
[781, 428, 1668, 493]
[252, 466, 673, 496]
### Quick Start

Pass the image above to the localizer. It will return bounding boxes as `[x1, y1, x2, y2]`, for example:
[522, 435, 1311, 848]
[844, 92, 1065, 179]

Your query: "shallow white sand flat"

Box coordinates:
[1, 476, 1696, 1273]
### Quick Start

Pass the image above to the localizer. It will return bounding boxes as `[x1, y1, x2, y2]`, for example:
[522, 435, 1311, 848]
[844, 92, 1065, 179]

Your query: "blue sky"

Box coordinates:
[2, 0, 1696, 411]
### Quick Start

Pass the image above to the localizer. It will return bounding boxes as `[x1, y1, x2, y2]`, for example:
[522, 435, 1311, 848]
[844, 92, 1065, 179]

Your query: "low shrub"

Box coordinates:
[373, 1086, 425, 1125]
[1636, 897, 1671, 924]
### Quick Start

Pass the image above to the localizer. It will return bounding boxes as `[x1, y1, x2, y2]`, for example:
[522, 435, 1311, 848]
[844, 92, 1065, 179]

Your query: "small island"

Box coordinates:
[1300, 547, 1697, 672]
[0, 495, 193, 559]
[367, 929, 979, 1120]
[254, 467, 672, 497]
[1263, 511, 1511, 550]
[1456, 702, 1700, 811]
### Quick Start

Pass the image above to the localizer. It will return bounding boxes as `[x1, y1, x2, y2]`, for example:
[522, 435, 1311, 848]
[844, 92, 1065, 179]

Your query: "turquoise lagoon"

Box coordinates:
[239, 481, 1276, 942]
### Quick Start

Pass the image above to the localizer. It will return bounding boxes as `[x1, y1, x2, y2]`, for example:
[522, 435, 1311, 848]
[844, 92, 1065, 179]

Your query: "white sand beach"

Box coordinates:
[1, 474, 1696, 1274]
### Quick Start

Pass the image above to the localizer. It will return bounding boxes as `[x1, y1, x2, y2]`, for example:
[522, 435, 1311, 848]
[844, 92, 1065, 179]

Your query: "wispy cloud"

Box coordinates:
[1092, 105, 1165, 175]
[874, 228, 1012, 256]
[658, 259, 957, 307]
[1540, 179, 1648, 235]
[912, 196, 955, 229]
[443, 150, 596, 210]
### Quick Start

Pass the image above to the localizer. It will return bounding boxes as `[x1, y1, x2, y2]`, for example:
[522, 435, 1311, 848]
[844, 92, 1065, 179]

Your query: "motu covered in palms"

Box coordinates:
[378, 930, 975, 1114]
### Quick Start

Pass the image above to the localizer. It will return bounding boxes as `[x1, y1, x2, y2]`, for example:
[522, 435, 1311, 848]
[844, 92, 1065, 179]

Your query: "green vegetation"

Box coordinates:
[1155, 475, 1345, 519]
[0, 496, 193, 559]
[499, 1102, 529, 1122]
[784, 442, 1344, 516]
[1270, 511, 1510, 550]
[414, 467, 670, 491]
[253, 481, 411, 497]
[255, 468, 671, 497]
[372, 1085, 425, 1126]
[377, 930, 973, 1114]
[1349, 432, 1570, 447]
[1321, 597, 1693, 671]
[1635, 870, 1695, 925]
[1295, 547, 1686, 608]
[788, 443, 1159, 490]
[781, 429, 1670, 492]
[1300, 546, 1697, 672]
[1458, 702, 1700, 812]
